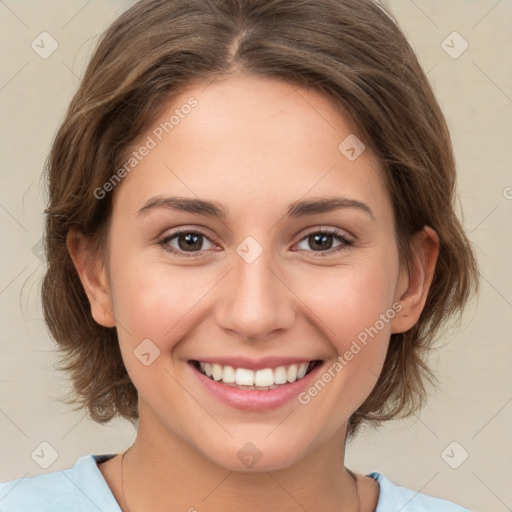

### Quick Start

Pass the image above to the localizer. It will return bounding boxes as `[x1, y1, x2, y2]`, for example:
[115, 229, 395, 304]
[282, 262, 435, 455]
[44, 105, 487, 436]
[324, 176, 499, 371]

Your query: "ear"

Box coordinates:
[390, 226, 439, 334]
[66, 228, 116, 328]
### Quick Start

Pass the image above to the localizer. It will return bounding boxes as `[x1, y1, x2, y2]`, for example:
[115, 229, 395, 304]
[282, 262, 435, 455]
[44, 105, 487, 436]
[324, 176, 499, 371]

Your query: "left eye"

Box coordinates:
[295, 230, 351, 254]
[160, 231, 216, 255]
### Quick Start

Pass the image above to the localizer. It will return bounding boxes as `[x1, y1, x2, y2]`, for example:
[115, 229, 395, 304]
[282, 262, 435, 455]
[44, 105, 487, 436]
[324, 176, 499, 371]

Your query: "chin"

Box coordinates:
[201, 436, 310, 473]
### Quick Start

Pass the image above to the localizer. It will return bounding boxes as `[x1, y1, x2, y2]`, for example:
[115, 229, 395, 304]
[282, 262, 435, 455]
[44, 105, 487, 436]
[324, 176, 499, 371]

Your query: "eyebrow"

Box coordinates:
[136, 195, 375, 221]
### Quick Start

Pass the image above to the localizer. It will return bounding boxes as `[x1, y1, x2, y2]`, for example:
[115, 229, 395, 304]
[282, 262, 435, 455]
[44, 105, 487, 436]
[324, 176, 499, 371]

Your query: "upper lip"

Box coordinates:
[189, 356, 322, 371]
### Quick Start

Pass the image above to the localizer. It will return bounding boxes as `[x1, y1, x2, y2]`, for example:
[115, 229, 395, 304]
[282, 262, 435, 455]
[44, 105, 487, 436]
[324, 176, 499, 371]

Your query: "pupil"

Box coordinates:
[179, 233, 202, 251]
[310, 233, 333, 251]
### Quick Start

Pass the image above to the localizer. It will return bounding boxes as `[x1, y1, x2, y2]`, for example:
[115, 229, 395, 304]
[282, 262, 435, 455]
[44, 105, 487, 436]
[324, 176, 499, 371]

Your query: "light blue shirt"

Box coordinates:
[0, 454, 472, 511]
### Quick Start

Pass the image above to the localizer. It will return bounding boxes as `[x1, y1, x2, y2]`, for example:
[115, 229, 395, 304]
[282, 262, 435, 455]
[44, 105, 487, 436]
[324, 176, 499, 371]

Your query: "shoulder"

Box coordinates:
[370, 472, 473, 512]
[0, 454, 120, 512]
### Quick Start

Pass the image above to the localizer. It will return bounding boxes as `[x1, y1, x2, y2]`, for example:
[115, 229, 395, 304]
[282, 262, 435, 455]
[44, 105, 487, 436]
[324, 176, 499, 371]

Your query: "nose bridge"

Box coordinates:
[215, 239, 295, 341]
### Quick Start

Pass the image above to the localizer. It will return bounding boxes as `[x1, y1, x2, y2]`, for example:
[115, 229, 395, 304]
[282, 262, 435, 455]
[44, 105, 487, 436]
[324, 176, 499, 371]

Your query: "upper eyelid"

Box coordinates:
[297, 226, 352, 240]
[161, 227, 220, 246]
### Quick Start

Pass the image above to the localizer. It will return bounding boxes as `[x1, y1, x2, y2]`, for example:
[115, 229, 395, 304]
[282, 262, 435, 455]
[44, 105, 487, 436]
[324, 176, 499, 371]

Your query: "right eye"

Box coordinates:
[159, 230, 217, 257]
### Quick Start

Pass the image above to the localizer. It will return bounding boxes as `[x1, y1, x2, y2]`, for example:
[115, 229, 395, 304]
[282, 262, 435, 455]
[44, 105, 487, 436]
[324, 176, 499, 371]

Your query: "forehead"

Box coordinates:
[113, 74, 391, 222]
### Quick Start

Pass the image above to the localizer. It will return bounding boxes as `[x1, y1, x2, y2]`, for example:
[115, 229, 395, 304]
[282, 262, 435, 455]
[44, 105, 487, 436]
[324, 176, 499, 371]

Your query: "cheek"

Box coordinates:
[291, 256, 399, 397]
[296, 258, 399, 343]
[111, 262, 195, 340]
[108, 255, 208, 404]
[108, 243, 221, 356]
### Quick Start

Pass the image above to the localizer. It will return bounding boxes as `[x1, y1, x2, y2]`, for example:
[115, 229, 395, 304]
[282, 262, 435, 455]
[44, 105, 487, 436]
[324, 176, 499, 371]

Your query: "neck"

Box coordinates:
[121, 400, 359, 512]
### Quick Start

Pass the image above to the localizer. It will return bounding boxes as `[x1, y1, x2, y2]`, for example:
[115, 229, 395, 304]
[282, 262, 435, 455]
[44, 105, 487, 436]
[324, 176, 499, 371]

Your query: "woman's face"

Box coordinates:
[96, 74, 410, 471]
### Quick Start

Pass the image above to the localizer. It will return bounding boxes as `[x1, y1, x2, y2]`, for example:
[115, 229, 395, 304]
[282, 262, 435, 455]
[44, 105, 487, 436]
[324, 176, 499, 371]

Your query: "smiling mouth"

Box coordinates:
[191, 360, 322, 390]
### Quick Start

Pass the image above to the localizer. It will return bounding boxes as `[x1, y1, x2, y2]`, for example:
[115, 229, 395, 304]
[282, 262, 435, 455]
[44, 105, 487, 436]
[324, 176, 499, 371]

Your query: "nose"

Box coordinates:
[215, 245, 296, 342]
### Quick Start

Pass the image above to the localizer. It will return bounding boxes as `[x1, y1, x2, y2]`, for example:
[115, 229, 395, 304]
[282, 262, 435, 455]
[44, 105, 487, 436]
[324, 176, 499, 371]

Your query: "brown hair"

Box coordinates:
[42, 0, 478, 437]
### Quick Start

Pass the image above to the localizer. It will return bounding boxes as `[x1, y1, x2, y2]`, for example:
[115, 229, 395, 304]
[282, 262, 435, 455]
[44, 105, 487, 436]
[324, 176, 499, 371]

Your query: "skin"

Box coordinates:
[68, 73, 439, 512]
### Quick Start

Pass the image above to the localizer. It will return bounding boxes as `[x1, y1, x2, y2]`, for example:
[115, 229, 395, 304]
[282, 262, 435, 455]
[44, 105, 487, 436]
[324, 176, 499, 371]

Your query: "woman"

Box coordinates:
[0, 0, 478, 510]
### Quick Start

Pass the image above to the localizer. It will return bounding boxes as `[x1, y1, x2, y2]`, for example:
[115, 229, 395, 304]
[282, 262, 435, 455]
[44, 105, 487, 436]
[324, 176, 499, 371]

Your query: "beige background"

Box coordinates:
[0, 1, 511, 511]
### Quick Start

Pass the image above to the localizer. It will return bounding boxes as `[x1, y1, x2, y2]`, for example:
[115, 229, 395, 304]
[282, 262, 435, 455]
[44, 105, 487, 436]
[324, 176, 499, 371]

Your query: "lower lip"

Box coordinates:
[189, 361, 324, 411]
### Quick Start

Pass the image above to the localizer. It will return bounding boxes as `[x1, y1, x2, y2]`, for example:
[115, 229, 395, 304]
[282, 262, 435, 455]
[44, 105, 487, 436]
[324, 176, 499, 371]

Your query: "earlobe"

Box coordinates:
[390, 226, 439, 334]
[66, 228, 116, 328]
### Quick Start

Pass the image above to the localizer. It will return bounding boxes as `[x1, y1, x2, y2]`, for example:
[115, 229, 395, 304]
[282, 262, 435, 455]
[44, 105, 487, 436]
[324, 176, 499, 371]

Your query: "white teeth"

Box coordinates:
[211, 363, 223, 381]
[196, 361, 316, 388]
[235, 368, 255, 386]
[274, 366, 288, 385]
[254, 368, 274, 387]
[286, 364, 298, 383]
[297, 362, 309, 379]
[222, 365, 236, 383]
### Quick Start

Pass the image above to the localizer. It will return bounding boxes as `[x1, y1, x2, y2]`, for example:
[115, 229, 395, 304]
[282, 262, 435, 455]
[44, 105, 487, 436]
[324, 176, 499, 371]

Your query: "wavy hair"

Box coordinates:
[42, 0, 479, 437]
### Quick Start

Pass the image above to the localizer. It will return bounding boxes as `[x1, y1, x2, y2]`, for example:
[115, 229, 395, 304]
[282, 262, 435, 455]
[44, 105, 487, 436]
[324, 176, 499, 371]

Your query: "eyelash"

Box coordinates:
[157, 228, 353, 258]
